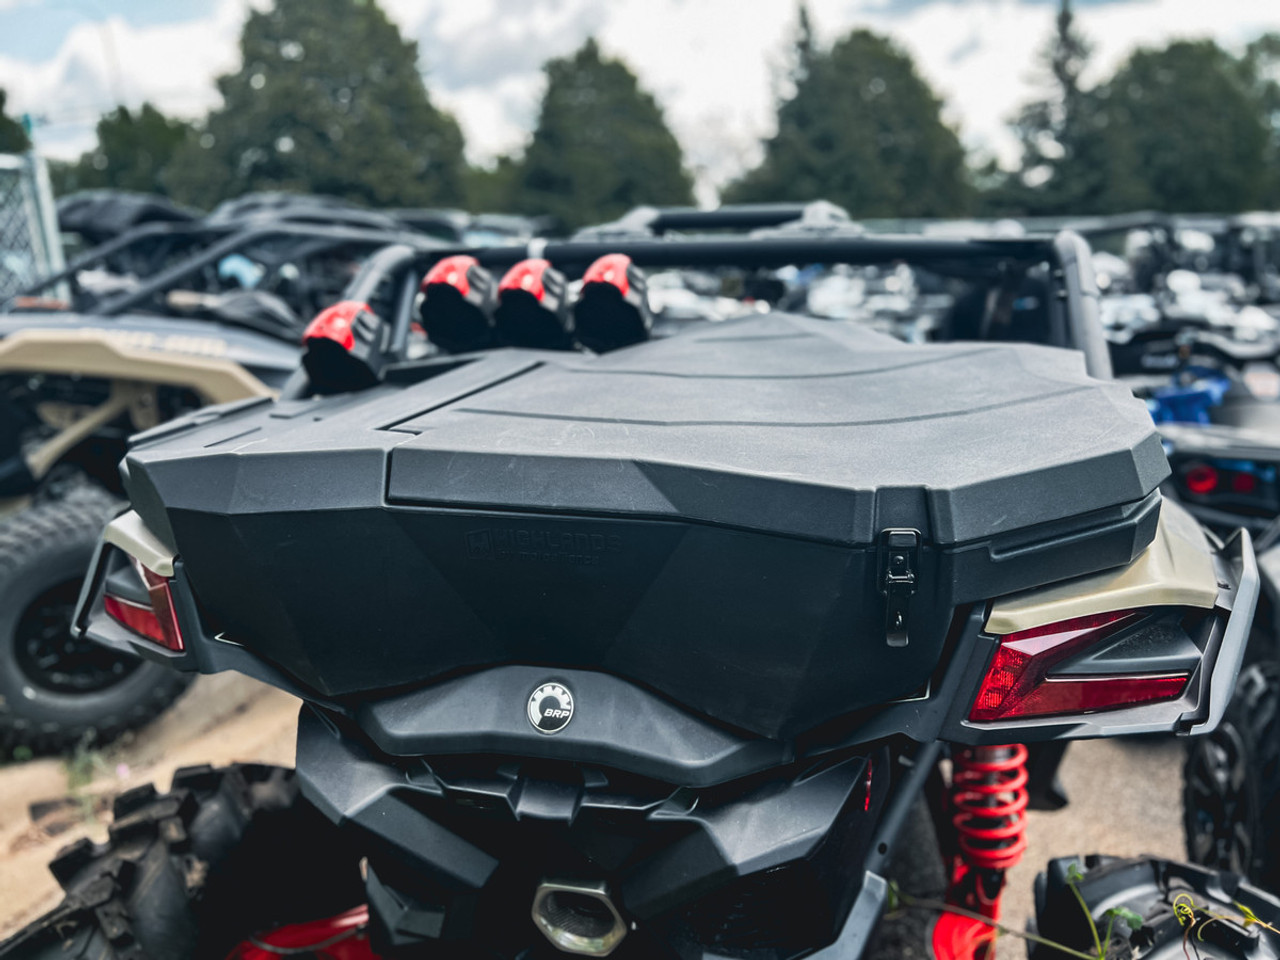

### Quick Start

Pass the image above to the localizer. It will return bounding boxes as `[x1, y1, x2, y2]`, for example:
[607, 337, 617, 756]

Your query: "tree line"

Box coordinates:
[3, 0, 1279, 230]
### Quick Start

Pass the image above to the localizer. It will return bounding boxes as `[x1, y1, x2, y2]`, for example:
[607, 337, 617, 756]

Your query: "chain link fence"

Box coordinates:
[0, 152, 64, 302]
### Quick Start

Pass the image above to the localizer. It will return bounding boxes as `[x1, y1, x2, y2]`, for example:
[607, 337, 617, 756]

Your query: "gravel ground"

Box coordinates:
[0, 676, 1189, 955]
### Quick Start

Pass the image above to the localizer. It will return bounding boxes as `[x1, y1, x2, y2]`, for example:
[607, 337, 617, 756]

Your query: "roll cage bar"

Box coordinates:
[2, 220, 442, 318]
[336, 226, 1112, 382]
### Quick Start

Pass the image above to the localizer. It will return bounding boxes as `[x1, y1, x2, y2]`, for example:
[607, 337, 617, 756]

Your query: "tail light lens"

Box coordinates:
[1176, 458, 1278, 515]
[970, 610, 1189, 723]
[104, 558, 184, 652]
[1183, 464, 1219, 495]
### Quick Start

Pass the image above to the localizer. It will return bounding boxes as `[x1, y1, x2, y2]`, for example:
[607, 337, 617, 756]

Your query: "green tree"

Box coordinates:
[507, 39, 694, 230]
[985, 0, 1149, 215]
[1241, 32, 1280, 205]
[792, 2, 817, 89]
[1093, 40, 1269, 213]
[466, 155, 520, 212]
[724, 24, 972, 216]
[57, 103, 190, 195]
[166, 0, 466, 208]
[0, 89, 30, 154]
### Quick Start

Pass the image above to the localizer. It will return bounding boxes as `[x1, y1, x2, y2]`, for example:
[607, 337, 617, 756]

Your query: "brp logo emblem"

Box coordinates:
[528, 682, 574, 734]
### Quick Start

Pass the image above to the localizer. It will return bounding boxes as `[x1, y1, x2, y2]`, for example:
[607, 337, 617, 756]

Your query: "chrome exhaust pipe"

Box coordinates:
[531, 879, 628, 956]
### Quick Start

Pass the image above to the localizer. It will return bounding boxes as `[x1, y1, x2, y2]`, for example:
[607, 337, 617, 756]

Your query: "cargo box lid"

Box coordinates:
[385, 313, 1167, 546]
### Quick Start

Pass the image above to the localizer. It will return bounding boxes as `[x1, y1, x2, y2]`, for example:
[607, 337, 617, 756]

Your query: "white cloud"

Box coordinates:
[5, 0, 1280, 199]
[855, 0, 1280, 169]
[0, 0, 252, 160]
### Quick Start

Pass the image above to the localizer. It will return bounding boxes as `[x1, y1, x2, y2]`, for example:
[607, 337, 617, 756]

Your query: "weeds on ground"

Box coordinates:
[889, 859, 1277, 960]
[62, 731, 109, 822]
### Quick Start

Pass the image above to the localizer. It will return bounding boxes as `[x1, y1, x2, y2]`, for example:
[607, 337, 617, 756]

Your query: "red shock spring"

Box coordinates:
[951, 743, 1030, 873]
[933, 745, 1031, 960]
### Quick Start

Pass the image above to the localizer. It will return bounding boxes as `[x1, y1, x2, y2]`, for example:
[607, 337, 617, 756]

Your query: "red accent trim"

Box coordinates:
[225, 905, 378, 960]
[498, 259, 552, 301]
[932, 912, 1000, 960]
[303, 301, 369, 351]
[423, 255, 479, 297]
[583, 253, 632, 296]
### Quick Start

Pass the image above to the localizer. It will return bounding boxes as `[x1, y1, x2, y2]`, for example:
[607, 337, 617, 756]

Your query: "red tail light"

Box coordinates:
[104, 559, 184, 652]
[1183, 463, 1219, 495]
[1232, 471, 1258, 494]
[970, 610, 1188, 723]
[302, 300, 370, 351]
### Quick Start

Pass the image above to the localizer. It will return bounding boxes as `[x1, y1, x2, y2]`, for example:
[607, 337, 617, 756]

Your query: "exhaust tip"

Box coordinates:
[532, 879, 628, 956]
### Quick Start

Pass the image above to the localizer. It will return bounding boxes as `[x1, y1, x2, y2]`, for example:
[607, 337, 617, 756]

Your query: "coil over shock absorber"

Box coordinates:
[931, 744, 1030, 960]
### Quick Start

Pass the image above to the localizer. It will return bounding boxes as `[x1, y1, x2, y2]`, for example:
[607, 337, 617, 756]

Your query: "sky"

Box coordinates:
[2, 0, 1280, 202]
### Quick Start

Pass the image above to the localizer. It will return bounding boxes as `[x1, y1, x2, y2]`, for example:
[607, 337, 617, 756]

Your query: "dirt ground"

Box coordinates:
[0, 676, 1187, 955]
[0, 674, 299, 940]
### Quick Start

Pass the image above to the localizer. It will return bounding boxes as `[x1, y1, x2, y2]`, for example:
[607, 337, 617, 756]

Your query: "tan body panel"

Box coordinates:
[103, 510, 176, 578]
[986, 499, 1218, 635]
[0, 327, 275, 484]
[0, 328, 274, 406]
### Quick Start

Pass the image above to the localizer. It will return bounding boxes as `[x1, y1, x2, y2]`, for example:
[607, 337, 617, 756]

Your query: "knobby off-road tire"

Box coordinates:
[1183, 659, 1280, 892]
[0, 486, 190, 756]
[1030, 855, 1280, 960]
[0, 763, 366, 960]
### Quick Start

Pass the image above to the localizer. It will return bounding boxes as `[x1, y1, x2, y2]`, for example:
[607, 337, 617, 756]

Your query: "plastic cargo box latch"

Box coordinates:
[880, 529, 921, 648]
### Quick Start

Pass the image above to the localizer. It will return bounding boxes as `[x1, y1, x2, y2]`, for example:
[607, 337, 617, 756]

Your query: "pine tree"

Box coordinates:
[507, 39, 694, 231]
[0, 89, 30, 155]
[990, 0, 1148, 215]
[165, 0, 466, 209]
[724, 23, 972, 216]
[1241, 33, 1280, 206]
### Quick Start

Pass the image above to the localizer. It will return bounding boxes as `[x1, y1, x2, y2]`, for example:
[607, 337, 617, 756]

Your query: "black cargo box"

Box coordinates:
[122, 314, 1167, 739]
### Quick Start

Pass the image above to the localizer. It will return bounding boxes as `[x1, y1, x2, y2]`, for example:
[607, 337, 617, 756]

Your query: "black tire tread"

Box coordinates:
[1183, 659, 1280, 890]
[0, 489, 191, 755]
[0, 763, 349, 960]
